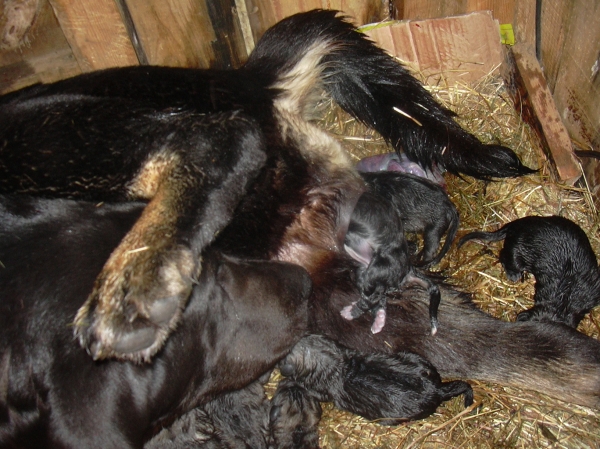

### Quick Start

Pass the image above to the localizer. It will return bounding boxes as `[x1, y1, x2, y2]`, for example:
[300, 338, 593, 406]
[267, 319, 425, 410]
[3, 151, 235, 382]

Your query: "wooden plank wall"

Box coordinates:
[242, 0, 389, 47]
[0, 0, 522, 93]
[391, 0, 600, 196]
[0, 0, 80, 93]
[48, 0, 138, 70]
[537, 0, 600, 193]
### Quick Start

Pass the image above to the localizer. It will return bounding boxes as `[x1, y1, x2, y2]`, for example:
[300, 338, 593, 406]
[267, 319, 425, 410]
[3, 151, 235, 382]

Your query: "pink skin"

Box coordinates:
[343, 243, 372, 268]
[356, 152, 447, 190]
[341, 236, 387, 334]
[340, 302, 386, 334]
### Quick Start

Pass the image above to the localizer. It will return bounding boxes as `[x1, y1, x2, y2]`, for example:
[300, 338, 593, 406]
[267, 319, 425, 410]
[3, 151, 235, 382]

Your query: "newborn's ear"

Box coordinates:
[343, 239, 372, 267]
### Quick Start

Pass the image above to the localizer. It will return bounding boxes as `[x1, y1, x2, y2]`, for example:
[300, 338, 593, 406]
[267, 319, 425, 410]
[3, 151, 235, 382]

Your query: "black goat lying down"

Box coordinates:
[0, 197, 310, 449]
[0, 198, 471, 448]
[0, 9, 534, 362]
[458, 215, 600, 328]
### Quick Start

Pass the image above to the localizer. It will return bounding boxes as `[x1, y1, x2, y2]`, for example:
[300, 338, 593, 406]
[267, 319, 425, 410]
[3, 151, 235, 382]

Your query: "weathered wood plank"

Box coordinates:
[509, 43, 582, 185]
[547, 1, 600, 200]
[538, 0, 572, 90]
[512, 0, 535, 51]
[549, 1, 600, 150]
[397, 0, 515, 25]
[0, 0, 80, 93]
[47, 0, 138, 71]
[243, 0, 388, 46]
[125, 0, 247, 69]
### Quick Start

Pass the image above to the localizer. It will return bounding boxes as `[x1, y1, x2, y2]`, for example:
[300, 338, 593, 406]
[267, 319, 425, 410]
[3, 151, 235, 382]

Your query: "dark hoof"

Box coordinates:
[504, 269, 523, 283]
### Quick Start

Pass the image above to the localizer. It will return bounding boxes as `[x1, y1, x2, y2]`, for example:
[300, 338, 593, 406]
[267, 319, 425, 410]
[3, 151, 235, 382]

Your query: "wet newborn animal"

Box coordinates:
[458, 215, 600, 328]
[341, 189, 440, 334]
[361, 171, 459, 267]
[271, 335, 472, 441]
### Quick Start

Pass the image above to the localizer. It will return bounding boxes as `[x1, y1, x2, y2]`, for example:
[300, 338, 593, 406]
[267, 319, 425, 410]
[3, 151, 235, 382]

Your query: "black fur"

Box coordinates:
[0, 10, 533, 361]
[342, 190, 440, 334]
[458, 215, 600, 328]
[276, 336, 472, 425]
[146, 379, 271, 449]
[249, 10, 536, 180]
[269, 382, 322, 449]
[3, 196, 600, 445]
[362, 171, 459, 267]
[0, 196, 311, 449]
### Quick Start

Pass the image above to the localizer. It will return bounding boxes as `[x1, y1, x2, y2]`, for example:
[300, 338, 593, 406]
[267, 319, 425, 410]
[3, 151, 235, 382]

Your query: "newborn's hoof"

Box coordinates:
[516, 309, 535, 322]
[341, 302, 388, 334]
[74, 246, 196, 362]
[370, 308, 387, 334]
[340, 303, 358, 320]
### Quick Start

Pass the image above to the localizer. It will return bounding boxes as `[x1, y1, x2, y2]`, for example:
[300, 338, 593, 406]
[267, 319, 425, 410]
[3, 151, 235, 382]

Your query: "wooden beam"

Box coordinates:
[243, 0, 388, 44]
[47, 0, 138, 71]
[513, 0, 536, 54]
[508, 43, 582, 185]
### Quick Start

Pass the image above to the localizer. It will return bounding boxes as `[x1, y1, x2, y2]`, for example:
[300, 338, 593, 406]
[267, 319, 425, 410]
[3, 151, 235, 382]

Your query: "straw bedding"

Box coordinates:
[267, 66, 600, 448]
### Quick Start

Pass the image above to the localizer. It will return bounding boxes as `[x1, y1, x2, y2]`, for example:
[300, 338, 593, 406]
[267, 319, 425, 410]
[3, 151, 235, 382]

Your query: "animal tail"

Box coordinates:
[428, 205, 460, 267]
[313, 281, 600, 409]
[457, 226, 509, 249]
[245, 9, 536, 180]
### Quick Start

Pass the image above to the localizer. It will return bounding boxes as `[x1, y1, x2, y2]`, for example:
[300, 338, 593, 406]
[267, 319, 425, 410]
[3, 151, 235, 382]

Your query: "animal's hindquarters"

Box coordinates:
[310, 268, 600, 409]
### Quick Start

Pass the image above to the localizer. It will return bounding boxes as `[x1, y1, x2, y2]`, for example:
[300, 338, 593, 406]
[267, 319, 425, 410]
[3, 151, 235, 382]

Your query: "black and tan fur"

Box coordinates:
[0, 10, 534, 362]
[0, 196, 310, 449]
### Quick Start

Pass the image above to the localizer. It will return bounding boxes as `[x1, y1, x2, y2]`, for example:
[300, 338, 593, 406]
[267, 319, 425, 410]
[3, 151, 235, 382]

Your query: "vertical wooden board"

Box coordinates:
[126, 0, 247, 69]
[242, 0, 322, 43]
[550, 1, 600, 161]
[206, 0, 249, 68]
[0, 0, 80, 93]
[48, 0, 138, 71]
[466, 0, 494, 13]
[483, 1, 515, 26]
[513, 0, 535, 52]
[397, 0, 514, 24]
[243, 0, 388, 45]
[124, 0, 214, 68]
[401, 1, 453, 20]
[538, 0, 573, 90]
